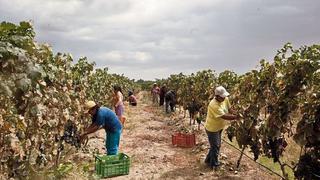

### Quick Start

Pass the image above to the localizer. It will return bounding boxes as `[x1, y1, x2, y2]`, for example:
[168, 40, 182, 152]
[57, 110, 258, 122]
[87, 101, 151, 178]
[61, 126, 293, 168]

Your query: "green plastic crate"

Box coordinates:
[95, 153, 130, 178]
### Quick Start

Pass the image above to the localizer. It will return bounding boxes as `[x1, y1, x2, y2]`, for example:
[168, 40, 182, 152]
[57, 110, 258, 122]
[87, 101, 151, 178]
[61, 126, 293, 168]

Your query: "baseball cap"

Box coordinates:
[215, 86, 230, 98]
[85, 101, 96, 113]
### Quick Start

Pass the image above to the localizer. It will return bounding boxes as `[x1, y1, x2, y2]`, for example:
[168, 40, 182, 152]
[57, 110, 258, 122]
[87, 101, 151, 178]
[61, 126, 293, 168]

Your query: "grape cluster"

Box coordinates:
[36, 144, 47, 166]
[294, 150, 320, 180]
[57, 120, 82, 149]
[196, 117, 203, 125]
[187, 101, 201, 116]
[226, 126, 236, 142]
[250, 143, 260, 161]
[267, 137, 288, 162]
[63, 120, 81, 148]
[187, 100, 202, 125]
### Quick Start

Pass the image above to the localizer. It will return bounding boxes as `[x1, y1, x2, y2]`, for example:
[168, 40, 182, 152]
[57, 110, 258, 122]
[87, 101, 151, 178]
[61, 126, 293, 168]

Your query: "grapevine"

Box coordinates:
[163, 43, 320, 179]
[0, 21, 137, 179]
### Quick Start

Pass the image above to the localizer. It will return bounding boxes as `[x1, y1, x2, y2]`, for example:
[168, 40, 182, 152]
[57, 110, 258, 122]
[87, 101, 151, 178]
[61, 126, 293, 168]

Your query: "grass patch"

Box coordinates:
[222, 135, 296, 180]
[258, 157, 295, 180]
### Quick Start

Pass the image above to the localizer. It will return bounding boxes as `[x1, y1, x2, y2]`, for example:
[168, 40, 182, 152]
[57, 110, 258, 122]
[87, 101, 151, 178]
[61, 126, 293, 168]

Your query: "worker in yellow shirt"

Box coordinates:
[204, 86, 239, 170]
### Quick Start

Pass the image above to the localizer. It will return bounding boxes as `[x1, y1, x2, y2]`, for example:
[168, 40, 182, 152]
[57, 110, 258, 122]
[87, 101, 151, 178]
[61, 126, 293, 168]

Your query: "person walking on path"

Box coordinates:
[80, 101, 122, 155]
[204, 86, 239, 170]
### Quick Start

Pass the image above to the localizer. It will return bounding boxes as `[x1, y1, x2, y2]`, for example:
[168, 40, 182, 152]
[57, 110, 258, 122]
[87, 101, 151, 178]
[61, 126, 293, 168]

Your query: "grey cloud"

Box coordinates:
[1, 0, 319, 80]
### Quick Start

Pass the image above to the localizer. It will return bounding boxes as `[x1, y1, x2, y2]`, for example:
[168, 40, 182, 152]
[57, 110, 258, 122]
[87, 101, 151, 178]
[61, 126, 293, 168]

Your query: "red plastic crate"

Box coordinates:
[172, 133, 196, 148]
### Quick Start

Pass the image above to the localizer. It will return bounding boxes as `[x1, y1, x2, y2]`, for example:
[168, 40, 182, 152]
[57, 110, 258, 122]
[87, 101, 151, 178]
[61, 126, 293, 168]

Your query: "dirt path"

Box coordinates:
[83, 91, 278, 180]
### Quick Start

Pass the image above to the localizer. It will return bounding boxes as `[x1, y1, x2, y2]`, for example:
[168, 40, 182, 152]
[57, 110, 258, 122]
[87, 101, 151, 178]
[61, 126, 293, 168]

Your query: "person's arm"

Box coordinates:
[212, 102, 239, 121]
[80, 123, 100, 141]
[115, 92, 122, 107]
[132, 95, 137, 103]
[228, 108, 237, 115]
[221, 113, 238, 120]
[172, 95, 176, 104]
[224, 98, 239, 120]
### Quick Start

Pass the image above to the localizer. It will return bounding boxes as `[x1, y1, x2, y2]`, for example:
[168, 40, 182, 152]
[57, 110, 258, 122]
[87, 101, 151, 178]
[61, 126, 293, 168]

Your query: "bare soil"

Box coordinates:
[70, 91, 279, 180]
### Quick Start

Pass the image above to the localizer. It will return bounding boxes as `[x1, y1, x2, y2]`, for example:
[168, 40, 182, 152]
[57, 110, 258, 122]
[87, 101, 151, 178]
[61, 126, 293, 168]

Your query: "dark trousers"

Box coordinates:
[165, 101, 175, 113]
[159, 95, 165, 106]
[205, 129, 222, 168]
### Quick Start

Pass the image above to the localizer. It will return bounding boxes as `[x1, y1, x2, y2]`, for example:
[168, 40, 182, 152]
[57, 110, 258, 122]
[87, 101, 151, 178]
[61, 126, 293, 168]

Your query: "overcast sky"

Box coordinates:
[1, 0, 319, 80]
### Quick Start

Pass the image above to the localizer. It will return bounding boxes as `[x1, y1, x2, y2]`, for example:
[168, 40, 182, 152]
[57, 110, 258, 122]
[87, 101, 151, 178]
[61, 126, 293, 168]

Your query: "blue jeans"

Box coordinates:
[205, 129, 222, 168]
[105, 129, 121, 155]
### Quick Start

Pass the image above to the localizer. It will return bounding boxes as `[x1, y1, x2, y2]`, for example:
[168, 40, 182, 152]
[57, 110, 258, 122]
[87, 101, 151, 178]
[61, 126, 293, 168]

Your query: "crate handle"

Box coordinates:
[95, 153, 129, 161]
[95, 155, 103, 161]
[123, 154, 129, 159]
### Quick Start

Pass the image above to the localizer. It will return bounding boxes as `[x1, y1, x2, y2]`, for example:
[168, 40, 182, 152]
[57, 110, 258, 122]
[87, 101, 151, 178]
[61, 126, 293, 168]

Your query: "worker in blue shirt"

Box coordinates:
[80, 101, 122, 155]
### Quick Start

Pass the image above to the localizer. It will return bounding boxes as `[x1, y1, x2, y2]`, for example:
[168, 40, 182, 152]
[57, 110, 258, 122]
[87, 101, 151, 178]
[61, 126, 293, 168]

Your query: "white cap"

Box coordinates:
[215, 86, 230, 98]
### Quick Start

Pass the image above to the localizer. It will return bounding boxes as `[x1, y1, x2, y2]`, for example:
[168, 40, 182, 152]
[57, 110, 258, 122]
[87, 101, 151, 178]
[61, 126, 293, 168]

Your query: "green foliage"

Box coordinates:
[0, 21, 138, 179]
[164, 69, 237, 115]
[163, 43, 320, 179]
[56, 162, 74, 177]
[228, 43, 320, 179]
[136, 79, 154, 91]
